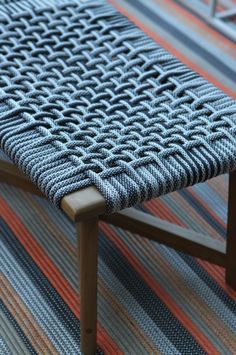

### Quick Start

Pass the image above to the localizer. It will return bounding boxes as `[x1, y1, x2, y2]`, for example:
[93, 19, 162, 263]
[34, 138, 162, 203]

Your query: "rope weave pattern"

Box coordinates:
[0, 0, 236, 212]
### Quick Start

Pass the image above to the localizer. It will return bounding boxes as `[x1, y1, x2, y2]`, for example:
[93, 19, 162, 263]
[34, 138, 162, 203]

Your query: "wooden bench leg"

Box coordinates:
[77, 217, 98, 355]
[226, 171, 236, 290]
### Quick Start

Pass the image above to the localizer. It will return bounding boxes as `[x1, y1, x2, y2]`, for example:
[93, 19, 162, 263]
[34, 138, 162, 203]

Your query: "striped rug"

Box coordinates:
[1, 0, 236, 354]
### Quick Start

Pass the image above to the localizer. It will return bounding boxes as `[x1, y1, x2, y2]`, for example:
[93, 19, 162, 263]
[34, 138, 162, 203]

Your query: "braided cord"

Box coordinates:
[0, 0, 235, 212]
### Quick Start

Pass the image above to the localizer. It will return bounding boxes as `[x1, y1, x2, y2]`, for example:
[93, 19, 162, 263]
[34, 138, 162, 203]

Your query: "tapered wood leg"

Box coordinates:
[226, 171, 236, 290]
[77, 217, 99, 355]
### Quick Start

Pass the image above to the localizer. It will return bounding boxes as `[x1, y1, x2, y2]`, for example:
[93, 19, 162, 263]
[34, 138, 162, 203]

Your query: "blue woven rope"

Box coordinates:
[0, 0, 236, 213]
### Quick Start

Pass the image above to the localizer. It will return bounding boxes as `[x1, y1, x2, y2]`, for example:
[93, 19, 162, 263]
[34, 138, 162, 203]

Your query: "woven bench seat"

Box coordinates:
[1, 0, 236, 353]
[0, 0, 236, 214]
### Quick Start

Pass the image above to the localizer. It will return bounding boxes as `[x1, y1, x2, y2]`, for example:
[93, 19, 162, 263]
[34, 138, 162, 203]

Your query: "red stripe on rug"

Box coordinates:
[109, 0, 236, 99]
[100, 222, 220, 354]
[0, 197, 122, 355]
[144, 198, 184, 225]
[146, 194, 236, 302]
[197, 260, 236, 301]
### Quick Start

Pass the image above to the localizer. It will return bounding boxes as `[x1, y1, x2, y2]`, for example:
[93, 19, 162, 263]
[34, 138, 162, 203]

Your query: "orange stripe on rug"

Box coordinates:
[0, 273, 57, 354]
[146, 194, 236, 304]
[100, 222, 220, 354]
[197, 260, 236, 301]
[0, 197, 122, 355]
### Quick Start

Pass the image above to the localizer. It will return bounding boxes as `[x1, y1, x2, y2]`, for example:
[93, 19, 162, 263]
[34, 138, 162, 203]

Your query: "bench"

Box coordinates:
[0, 0, 236, 353]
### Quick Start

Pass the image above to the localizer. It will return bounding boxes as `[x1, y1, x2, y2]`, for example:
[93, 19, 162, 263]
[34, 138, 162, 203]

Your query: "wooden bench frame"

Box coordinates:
[0, 159, 235, 354]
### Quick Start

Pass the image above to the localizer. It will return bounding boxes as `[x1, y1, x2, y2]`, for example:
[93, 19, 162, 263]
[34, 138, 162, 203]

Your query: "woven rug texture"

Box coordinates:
[0, 0, 236, 354]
